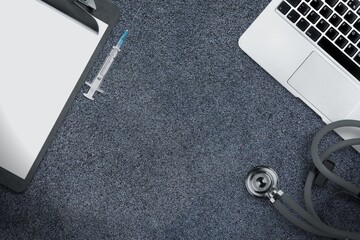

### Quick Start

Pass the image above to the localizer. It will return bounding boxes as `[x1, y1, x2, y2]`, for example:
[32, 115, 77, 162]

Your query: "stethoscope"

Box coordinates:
[245, 120, 360, 240]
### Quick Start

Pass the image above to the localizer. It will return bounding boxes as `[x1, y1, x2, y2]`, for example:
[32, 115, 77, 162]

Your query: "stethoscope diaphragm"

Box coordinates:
[245, 166, 279, 198]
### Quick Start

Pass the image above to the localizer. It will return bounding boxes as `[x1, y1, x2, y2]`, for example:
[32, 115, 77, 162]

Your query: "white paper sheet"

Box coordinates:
[0, 0, 108, 179]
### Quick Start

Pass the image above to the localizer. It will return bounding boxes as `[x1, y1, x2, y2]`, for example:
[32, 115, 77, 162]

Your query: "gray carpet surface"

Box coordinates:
[0, 0, 359, 239]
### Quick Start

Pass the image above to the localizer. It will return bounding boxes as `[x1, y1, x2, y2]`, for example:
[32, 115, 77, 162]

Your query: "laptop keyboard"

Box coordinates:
[277, 0, 360, 80]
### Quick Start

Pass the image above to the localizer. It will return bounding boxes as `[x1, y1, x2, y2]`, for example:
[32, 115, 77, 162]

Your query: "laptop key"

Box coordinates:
[354, 52, 360, 64]
[297, 18, 311, 31]
[311, 0, 324, 9]
[335, 2, 349, 15]
[317, 19, 330, 31]
[344, 10, 357, 23]
[349, 30, 360, 43]
[338, 22, 351, 34]
[307, 11, 321, 23]
[278, 1, 291, 15]
[335, 35, 349, 48]
[318, 37, 360, 80]
[355, 52, 360, 63]
[326, 27, 339, 39]
[348, 0, 360, 10]
[325, 0, 339, 6]
[306, 26, 322, 41]
[345, 43, 358, 56]
[298, 2, 311, 15]
[287, 10, 301, 22]
[320, 6, 333, 18]
[286, 0, 302, 7]
[354, 19, 360, 31]
[329, 13, 342, 26]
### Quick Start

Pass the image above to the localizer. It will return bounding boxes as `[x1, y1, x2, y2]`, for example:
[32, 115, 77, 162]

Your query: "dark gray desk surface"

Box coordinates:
[0, 0, 359, 239]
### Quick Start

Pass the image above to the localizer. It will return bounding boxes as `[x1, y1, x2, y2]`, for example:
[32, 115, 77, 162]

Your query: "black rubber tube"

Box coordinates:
[305, 137, 360, 219]
[273, 200, 333, 238]
[304, 171, 318, 218]
[280, 193, 360, 239]
[311, 120, 360, 195]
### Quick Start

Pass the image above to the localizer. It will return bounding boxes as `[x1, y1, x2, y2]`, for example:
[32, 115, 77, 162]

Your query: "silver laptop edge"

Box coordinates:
[239, 0, 360, 148]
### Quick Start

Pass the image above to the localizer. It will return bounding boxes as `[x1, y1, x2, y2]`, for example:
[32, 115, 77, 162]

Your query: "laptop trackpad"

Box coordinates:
[288, 52, 360, 121]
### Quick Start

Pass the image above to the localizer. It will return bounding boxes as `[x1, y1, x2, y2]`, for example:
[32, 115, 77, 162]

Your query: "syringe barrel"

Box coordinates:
[98, 46, 120, 78]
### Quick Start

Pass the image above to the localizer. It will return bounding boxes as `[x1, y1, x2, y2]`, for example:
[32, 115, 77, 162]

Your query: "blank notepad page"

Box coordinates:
[0, 0, 108, 179]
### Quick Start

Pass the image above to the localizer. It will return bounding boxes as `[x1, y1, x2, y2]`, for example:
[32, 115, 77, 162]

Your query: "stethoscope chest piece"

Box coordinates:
[245, 166, 279, 198]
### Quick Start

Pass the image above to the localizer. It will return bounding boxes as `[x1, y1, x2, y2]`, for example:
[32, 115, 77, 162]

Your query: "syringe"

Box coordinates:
[84, 30, 129, 100]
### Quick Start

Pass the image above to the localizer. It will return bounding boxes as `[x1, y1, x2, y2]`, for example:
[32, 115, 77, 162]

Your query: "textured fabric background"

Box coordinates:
[0, 0, 359, 239]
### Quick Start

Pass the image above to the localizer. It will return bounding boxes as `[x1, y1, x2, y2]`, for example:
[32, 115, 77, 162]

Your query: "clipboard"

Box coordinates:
[0, 0, 120, 192]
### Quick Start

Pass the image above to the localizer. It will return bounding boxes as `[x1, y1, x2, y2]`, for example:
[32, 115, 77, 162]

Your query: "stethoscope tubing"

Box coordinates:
[305, 137, 360, 221]
[276, 193, 360, 239]
[274, 120, 360, 239]
[311, 120, 360, 196]
[273, 199, 334, 238]
[246, 120, 360, 239]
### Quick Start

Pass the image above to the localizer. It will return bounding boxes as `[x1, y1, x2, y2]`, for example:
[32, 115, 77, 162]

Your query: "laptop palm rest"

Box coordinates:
[288, 52, 360, 121]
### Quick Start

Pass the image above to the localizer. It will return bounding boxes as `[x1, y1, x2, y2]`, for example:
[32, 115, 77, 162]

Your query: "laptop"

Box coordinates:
[239, 0, 360, 144]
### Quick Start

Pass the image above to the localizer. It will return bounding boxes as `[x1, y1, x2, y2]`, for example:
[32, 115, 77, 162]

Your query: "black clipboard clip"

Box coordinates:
[41, 0, 99, 33]
[77, 0, 97, 11]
